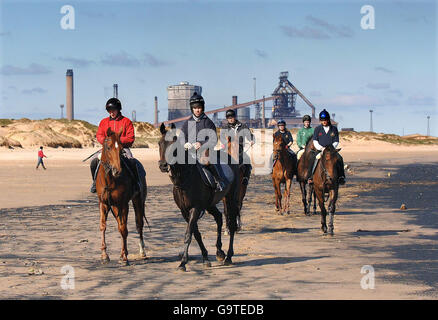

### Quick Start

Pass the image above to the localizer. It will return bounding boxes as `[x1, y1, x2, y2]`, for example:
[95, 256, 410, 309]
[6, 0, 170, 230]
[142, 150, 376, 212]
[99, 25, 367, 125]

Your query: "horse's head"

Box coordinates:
[321, 145, 342, 184]
[273, 134, 285, 154]
[158, 123, 177, 173]
[102, 127, 123, 177]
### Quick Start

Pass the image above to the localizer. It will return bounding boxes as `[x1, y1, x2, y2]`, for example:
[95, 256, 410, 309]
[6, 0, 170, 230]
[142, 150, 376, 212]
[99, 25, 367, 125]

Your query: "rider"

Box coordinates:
[224, 109, 255, 186]
[90, 98, 139, 193]
[181, 92, 225, 192]
[270, 119, 295, 173]
[308, 109, 346, 185]
[296, 115, 314, 160]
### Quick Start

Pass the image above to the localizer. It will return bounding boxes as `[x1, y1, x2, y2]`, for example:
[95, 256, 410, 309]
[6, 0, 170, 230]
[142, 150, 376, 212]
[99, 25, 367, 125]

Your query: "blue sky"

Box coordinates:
[0, 0, 437, 136]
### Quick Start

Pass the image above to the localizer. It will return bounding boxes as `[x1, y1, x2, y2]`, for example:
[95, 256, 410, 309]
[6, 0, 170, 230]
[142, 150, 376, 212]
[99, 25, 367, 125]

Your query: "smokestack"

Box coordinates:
[113, 84, 118, 98]
[66, 69, 74, 120]
[154, 96, 159, 126]
[232, 96, 238, 106]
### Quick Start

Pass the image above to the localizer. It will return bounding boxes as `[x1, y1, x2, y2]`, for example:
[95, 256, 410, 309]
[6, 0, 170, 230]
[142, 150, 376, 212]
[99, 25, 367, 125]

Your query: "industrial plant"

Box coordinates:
[62, 69, 335, 128]
[161, 71, 336, 128]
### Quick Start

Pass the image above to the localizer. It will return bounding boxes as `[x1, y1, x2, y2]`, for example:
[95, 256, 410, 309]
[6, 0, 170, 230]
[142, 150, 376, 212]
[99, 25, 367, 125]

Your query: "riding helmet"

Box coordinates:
[277, 119, 286, 126]
[319, 109, 330, 121]
[105, 98, 122, 111]
[189, 92, 205, 112]
[302, 115, 311, 123]
[226, 109, 236, 118]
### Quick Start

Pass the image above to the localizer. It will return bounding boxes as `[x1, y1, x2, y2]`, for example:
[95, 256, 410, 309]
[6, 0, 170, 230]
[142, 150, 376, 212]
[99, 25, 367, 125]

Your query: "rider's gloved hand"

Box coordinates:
[194, 142, 201, 150]
[184, 142, 193, 150]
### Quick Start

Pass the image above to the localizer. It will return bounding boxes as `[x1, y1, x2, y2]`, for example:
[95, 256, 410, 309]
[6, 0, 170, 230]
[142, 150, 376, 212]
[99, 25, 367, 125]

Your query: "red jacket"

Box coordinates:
[38, 150, 46, 158]
[96, 114, 135, 147]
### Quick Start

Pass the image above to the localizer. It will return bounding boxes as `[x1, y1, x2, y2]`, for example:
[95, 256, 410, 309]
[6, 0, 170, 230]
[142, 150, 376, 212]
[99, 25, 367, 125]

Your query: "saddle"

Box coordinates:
[197, 163, 233, 190]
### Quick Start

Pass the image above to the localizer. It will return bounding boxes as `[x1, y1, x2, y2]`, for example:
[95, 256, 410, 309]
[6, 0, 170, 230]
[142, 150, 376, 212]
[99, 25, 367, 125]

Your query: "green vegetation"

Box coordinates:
[0, 119, 13, 126]
[340, 130, 438, 145]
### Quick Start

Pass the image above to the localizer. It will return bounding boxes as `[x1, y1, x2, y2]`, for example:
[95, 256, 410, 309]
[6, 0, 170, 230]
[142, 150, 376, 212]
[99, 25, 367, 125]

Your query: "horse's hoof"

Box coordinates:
[216, 251, 226, 262]
[203, 261, 211, 268]
[119, 259, 129, 266]
[224, 230, 229, 236]
[101, 256, 110, 264]
[322, 226, 327, 233]
[223, 258, 233, 266]
[177, 265, 186, 272]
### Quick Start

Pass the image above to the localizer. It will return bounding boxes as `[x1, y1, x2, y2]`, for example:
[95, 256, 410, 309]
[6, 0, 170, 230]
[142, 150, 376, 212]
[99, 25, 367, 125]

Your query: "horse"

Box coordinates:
[312, 145, 342, 235]
[225, 136, 251, 231]
[296, 138, 317, 215]
[272, 134, 297, 215]
[96, 127, 148, 265]
[158, 123, 241, 271]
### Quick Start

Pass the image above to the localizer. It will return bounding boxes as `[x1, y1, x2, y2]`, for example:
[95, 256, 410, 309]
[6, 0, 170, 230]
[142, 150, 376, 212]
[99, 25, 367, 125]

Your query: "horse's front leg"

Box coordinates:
[99, 202, 110, 263]
[299, 181, 309, 215]
[284, 177, 292, 215]
[327, 187, 338, 235]
[115, 205, 129, 265]
[178, 207, 201, 271]
[314, 187, 327, 233]
[207, 206, 226, 262]
[223, 198, 238, 265]
[273, 179, 282, 214]
[193, 223, 211, 268]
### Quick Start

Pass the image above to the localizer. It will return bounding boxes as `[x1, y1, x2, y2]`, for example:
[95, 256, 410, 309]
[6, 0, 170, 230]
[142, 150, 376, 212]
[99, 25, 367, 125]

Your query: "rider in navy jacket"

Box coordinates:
[308, 109, 346, 185]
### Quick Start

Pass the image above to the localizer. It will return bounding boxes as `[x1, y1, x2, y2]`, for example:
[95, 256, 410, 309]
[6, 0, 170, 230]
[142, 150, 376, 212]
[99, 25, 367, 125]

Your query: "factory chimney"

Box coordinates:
[66, 69, 74, 120]
[154, 96, 159, 127]
[113, 84, 118, 98]
[232, 96, 238, 107]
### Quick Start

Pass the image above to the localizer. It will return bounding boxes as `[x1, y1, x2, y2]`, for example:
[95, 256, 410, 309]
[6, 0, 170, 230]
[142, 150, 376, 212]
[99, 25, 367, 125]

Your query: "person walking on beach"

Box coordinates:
[36, 146, 47, 170]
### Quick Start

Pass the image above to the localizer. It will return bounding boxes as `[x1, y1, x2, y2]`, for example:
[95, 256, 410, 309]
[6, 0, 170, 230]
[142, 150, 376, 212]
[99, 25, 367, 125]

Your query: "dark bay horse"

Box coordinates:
[158, 123, 241, 271]
[272, 134, 297, 215]
[96, 127, 148, 264]
[312, 145, 342, 235]
[225, 136, 251, 230]
[297, 139, 317, 215]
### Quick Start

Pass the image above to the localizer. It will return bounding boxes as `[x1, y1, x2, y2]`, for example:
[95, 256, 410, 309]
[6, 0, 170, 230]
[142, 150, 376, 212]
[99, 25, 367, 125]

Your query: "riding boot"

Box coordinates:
[337, 154, 346, 185]
[242, 164, 252, 186]
[308, 152, 319, 184]
[208, 164, 226, 192]
[270, 153, 276, 174]
[90, 158, 100, 193]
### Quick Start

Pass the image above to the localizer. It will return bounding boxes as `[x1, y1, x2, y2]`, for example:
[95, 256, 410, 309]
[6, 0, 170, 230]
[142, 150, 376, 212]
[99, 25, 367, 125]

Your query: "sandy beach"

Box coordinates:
[0, 144, 437, 299]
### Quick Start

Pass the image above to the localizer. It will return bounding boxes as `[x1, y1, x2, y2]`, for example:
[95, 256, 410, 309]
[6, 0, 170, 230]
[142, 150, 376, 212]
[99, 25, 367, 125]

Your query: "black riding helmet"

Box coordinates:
[189, 92, 205, 113]
[319, 109, 330, 121]
[302, 115, 311, 123]
[226, 109, 236, 118]
[106, 98, 122, 111]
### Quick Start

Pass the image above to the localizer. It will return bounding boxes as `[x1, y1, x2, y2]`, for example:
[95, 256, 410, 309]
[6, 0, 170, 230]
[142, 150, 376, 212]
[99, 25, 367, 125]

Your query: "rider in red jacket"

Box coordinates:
[90, 98, 138, 193]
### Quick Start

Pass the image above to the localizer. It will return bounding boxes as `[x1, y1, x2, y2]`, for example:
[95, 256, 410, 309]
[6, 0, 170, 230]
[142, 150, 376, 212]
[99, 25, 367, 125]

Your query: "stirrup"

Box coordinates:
[338, 176, 346, 185]
[216, 181, 225, 192]
[242, 177, 249, 186]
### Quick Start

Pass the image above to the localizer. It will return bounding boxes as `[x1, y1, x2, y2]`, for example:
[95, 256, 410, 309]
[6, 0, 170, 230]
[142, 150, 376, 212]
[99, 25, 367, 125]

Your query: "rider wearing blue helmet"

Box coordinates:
[308, 109, 346, 185]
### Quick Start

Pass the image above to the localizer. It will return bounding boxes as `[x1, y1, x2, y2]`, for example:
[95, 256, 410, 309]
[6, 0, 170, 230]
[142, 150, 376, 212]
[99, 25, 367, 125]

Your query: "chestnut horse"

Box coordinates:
[272, 134, 297, 215]
[96, 127, 148, 265]
[312, 145, 342, 235]
[297, 138, 317, 215]
[158, 123, 241, 271]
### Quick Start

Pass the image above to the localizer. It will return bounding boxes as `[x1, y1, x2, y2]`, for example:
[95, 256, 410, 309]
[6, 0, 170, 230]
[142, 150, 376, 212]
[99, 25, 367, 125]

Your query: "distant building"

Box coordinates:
[341, 128, 354, 132]
[167, 81, 202, 122]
